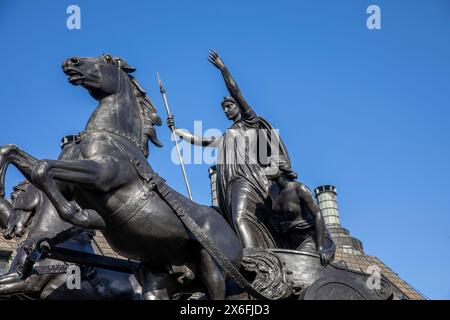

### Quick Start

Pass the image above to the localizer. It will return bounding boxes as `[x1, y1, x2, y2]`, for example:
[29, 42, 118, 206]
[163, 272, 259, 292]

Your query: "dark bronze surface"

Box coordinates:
[168, 50, 291, 250]
[0, 180, 141, 300]
[0, 54, 242, 300]
[0, 52, 393, 300]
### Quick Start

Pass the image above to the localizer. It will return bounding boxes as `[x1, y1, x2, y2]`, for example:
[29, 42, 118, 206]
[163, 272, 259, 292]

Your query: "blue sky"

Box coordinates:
[1, 0, 449, 299]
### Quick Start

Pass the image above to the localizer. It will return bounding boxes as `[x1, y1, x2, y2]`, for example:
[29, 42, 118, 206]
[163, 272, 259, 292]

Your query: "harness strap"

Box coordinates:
[79, 129, 144, 157]
[150, 173, 272, 300]
[48, 226, 86, 247]
[34, 265, 114, 300]
[61, 135, 82, 149]
[20, 227, 85, 279]
[84, 266, 114, 300]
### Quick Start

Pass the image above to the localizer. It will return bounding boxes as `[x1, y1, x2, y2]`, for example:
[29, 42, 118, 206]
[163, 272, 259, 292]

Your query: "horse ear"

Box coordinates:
[114, 57, 136, 73]
[122, 64, 136, 73]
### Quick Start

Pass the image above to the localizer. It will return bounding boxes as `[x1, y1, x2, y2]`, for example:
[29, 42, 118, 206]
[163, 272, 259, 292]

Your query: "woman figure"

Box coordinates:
[167, 51, 289, 248]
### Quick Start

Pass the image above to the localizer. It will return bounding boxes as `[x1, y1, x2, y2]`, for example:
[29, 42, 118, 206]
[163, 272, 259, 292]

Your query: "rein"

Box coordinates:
[74, 129, 146, 156]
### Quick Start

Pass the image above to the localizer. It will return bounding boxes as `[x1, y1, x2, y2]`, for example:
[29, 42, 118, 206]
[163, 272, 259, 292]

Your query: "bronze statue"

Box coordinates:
[167, 50, 290, 249]
[0, 54, 244, 300]
[0, 179, 142, 300]
[0, 199, 12, 231]
[0, 52, 395, 300]
[6, 183, 29, 235]
[265, 157, 336, 266]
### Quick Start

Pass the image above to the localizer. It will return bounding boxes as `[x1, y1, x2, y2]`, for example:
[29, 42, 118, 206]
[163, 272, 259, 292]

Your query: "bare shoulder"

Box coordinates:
[279, 181, 299, 196]
[296, 182, 314, 197]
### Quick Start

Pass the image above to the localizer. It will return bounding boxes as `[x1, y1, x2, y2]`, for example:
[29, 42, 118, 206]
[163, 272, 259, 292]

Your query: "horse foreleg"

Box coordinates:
[133, 264, 178, 300]
[0, 144, 38, 198]
[140, 271, 177, 300]
[198, 248, 226, 300]
[31, 158, 122, 229]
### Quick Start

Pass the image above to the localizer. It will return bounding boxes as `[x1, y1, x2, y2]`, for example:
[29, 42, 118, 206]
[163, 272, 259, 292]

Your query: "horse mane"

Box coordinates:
[110, 55, 162, 157]
[128, 75, 163, 158]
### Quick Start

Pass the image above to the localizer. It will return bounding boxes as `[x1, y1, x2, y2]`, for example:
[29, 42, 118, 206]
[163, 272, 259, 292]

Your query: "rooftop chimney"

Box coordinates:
[314, 185, 340, 227]
[314, 184, 364, 254]
[208, 165, 218, 207]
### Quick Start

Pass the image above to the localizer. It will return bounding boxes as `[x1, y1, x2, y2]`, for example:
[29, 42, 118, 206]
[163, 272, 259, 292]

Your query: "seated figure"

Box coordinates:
[265, 157, 336, 266]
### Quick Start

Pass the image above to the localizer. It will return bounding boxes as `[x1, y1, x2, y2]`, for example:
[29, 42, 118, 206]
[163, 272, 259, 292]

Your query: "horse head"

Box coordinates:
[3, 181, 36, 239]
[62, 54, 162, 157]
[62, 54, 135, 99]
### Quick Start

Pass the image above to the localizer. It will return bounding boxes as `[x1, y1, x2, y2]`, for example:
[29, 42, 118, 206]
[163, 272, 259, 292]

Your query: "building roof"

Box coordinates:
[334, 247, 424, 300]
[91, 233, 124, 259]
[315, 185, 425, 300]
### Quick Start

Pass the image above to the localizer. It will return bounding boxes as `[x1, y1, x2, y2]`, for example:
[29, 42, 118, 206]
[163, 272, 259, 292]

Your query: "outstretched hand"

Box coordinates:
[208, 50, 226, 70]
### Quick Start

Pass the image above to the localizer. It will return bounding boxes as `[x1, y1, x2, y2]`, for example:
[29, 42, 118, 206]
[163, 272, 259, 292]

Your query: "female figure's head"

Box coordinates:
[265, 155, 298, 181]
[221, 96, 241, 122]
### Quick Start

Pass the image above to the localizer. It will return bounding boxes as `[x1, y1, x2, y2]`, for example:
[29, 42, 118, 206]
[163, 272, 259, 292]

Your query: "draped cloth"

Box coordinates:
[215, 116, 291, 248]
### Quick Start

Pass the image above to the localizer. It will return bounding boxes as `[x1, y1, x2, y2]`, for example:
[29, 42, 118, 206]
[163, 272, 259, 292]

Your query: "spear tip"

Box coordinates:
[157, 71, 165, 93]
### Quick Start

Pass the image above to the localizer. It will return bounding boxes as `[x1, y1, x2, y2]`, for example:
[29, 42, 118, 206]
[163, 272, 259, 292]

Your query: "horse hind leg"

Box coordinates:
[198, 248, 226, 300]
[135, 265, 177, 300]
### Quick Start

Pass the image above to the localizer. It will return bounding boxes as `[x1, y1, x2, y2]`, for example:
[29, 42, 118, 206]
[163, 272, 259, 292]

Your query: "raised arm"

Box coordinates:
[208, 50, 257, 122]
[167, 115, 218, 147]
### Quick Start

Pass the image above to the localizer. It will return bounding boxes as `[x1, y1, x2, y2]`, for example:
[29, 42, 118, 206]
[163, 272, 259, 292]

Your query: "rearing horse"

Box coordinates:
[0, 54, 242, 299]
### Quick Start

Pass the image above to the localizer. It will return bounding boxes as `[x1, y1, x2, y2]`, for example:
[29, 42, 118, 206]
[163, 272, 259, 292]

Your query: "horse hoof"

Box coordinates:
[81, 209, 106, 230]
[142, 289, 171, 300]
[188, 292, 207, 300]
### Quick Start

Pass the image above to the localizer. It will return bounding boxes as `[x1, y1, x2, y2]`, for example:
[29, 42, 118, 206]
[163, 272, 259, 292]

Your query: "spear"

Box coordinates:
[157, 72, 193, 200]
